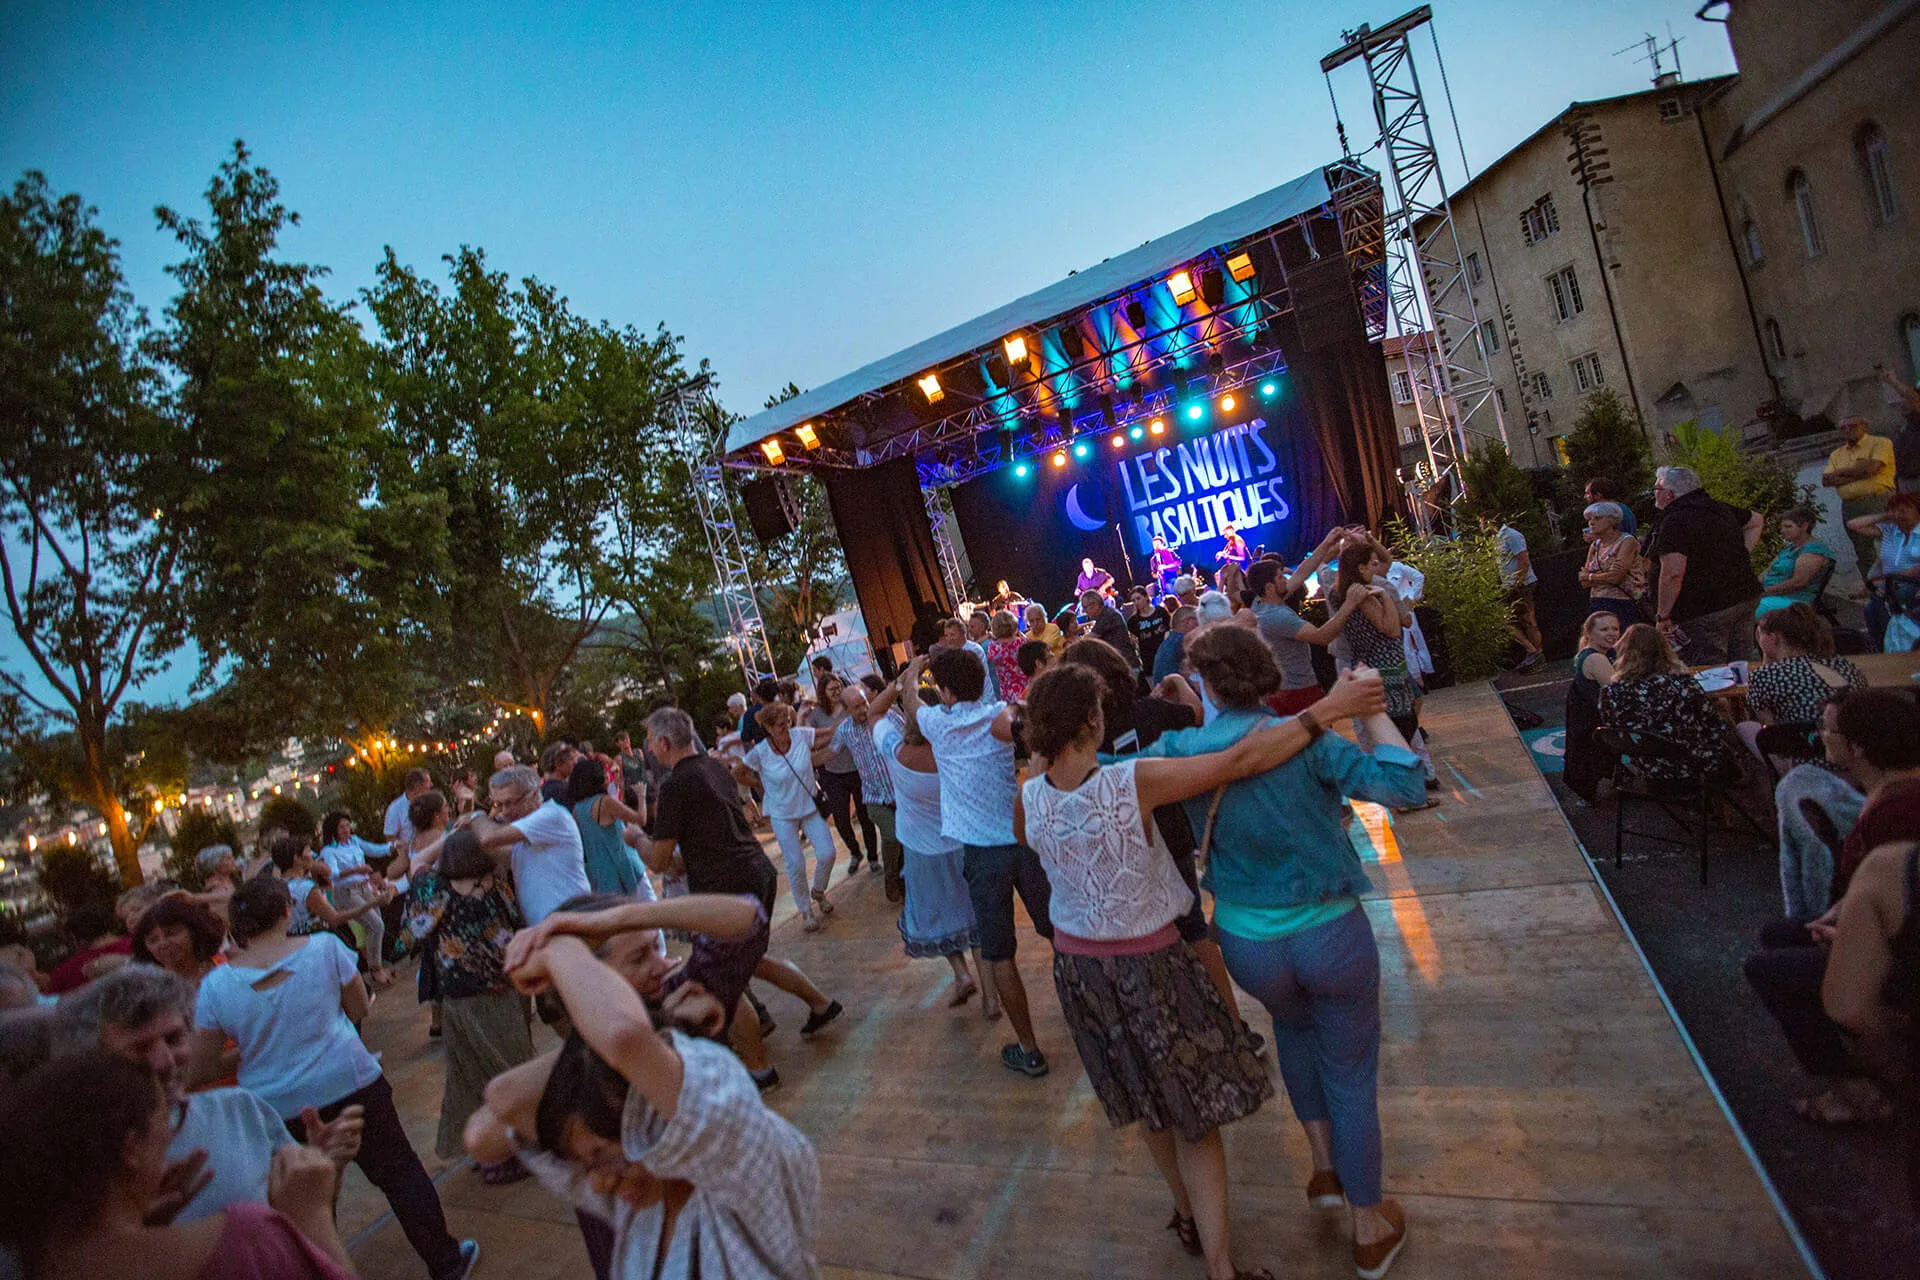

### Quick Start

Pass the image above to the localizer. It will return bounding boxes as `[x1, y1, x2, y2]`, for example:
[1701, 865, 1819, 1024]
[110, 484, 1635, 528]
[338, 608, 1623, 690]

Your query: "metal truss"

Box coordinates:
[1324, 6, 1507, 519]
[675, 391, 778, 686]
[1327, 159, 1389, 342]
[922, 485, 968, 606]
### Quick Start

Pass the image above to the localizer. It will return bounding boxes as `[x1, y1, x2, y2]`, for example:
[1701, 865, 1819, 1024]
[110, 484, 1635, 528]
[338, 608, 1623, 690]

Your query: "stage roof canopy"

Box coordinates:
[722, 161, 1383, 484]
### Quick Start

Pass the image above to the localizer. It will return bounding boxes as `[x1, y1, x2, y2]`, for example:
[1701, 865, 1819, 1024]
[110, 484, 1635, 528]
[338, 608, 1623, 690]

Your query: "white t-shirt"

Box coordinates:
[744, 726, 821, 822]
[284, 876, 319, 935]
[517, 1032, 819, 1280]
[916, 700, 1016, 846]
[383, 793, 415, 844]
[167, 1086, 293, 1224]
[507, 800, 593, 925]
[872, 718, 958, 855]
[195, 934, 382, 1118]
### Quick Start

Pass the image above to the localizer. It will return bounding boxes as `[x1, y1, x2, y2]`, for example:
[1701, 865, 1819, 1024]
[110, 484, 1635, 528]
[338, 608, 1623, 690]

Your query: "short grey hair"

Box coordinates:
[489, 764, 540, 798]
[1173, 575, 1197, 595]
[644, 706, 697, 750]
[1079, 590, 1102, 608]
[726, 692, 747, 713]
[1582, 501, 1625, 525]
[1170, 605, 1199, 629]
[1195, 591, 1234, 624]
[1656, 466, 1702, 497]
[56, 963, 194, 1047]
[194, 843, 234, 876]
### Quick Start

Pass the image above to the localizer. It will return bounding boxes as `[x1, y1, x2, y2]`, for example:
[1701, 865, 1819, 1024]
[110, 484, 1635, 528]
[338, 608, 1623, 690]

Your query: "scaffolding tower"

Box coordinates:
[1323, 6, 1507, 525]
[676, 385, 778, 686]
[922, 484, 968, 607]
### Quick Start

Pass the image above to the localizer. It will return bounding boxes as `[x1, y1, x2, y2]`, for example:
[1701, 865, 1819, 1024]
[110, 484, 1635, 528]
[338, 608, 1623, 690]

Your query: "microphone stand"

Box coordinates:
[1112, 521, 1138, 591]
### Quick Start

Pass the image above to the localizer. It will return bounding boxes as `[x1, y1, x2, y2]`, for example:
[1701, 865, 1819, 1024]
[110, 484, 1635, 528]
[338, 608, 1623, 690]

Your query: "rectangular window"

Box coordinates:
[1480, 319, 1500, 353]
[1657, 97, 1683, 122]
[1532, 371, 1554, 401]
[1540, 195, 1560, 235]
[1399, 421, 1422, 446]
[1521, 195, 1561, 245]
[1569, 353, 1604, 392]
[1466, 251, 1483, 284]
[1547, 266, 1585, 321]
[1392, 370, 1414, 403]
[1496, 387, 1508, 414]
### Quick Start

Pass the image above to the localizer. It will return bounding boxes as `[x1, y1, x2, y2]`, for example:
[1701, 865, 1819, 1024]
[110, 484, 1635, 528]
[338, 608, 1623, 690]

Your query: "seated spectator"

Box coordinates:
[1845, 491, 1920, 650]
[1755, 505, 1836, 617]
[1563, 611, 1622, 805]
[1821, 835, 1920, 1150]
[1016, 639, 1053, 684]
[57, 964, 363, 1225]
[0, 1050, 356, 1278]
[1746, 690, 1920, 1126]
[1737, 604, 1866, 763]
[1596, 624, 1739, 782]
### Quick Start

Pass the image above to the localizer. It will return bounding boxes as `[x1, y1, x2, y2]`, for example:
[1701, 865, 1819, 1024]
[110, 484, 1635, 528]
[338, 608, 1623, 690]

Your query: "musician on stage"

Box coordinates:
[1149, 536, 1181, 595]
[1074, 558, 1116, 600]
[1215, 523, 1250, 575]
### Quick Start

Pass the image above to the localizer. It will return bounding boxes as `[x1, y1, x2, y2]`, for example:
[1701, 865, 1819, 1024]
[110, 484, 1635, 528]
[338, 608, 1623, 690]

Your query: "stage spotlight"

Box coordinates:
[1124, 300, 1148, 331]
[1109, 433, 1125, 449]
[1128, 424, 1145, 441]
[794, 423, 819, 450]
[1052, 451, 1067, 468]
[1227, 251, 1256, 282]
[1199, 267, 1224, 307]
[1073, 441, 1091, 459]
[1098, 394, 1116, 430]
[1260, 380, 1278, 398]
[1004, 334, 1029, 367]
[1167, 270, 1197, 306]
[1219, 393, 1237, 412]
[1149, 418, 1166, 436]
[918, 372, 944, 403]
[1185, 403, 1205, 422]
[1014, 461, 1031, 478]
[760, 438, 785, 465]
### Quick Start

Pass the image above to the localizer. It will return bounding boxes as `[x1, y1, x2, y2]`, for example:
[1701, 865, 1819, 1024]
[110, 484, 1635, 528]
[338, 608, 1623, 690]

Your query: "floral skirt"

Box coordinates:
[1052, 942, 1272, 1140]
[899, 845, 979, 958]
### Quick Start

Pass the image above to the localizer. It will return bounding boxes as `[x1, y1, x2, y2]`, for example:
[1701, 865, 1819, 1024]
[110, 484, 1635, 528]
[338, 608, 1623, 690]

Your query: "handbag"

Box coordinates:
[773, 739, 835, 821]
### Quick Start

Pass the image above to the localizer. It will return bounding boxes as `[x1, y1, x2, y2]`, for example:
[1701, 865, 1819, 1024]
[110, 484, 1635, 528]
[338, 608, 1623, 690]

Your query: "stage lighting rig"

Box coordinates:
[1149, 418, 1166, 436]
[760, 439, 785, 465]
[918, 373, 944, 403]
[1185, 403, 1205, 422]
[1219, 393, 1237, 412]
[1003, 334, 1029, 368]
[794, 423, 820, 450]
[1128, 424, 1145, 441]
[1052, 451, 1067, 468]
[1073, 441, 1091, 459]
[1167, 270, 1197, 306]
[1260, 380, 1279, 398]
[1227, 251, 1256, 282]
[1014, 461, 1032, 478]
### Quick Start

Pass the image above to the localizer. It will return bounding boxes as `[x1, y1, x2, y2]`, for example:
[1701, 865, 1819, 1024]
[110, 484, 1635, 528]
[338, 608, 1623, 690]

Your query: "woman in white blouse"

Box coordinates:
[1014, 662, 1386, 1280]
[732, 701, 840, 931]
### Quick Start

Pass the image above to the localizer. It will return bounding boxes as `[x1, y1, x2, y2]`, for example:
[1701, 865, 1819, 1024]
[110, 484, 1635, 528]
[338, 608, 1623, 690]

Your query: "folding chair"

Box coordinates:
[1594, 725, 1749, 885]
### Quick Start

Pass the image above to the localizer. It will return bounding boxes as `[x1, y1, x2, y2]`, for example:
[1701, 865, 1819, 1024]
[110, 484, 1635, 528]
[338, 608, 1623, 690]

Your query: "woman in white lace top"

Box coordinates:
[1014, 662, 1387, 1280]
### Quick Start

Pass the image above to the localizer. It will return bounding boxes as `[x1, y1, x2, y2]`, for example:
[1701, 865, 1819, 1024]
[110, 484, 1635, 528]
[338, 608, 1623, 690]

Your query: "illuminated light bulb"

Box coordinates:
[761, 439, 785, 465]
[1014, 462, 1031, 478]
[1129, 425, 1145, 440]
[1220, 393, 1237, 412]
[1227, 252, 1256, 282]
[1052, 452, 1067, 468]
[1260, 381, 1278, 397]
[1110, 433, 1126, 448]
[917, 373, 944, 403]
[1167, 270, 1197, 305]
[1003, 335, 1028, 366]
[794, 423, 819, 450]
[1149, 418, 1166, 435]
[1186, 404, 1204, 421]
[1073, 441, 1090, 459]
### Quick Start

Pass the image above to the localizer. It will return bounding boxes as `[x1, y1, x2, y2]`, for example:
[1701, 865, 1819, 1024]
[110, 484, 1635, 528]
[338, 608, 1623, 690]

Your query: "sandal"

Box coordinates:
[1792, 1087, 1894, 1127]
[811, 888, 835, 916]
[1166, 1211, 1203, 1257]
[947, 978, 977, 1008]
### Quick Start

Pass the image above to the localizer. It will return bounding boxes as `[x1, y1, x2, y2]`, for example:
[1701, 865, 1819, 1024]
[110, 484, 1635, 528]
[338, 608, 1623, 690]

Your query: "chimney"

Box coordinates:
[1654, 70, 1680, 88]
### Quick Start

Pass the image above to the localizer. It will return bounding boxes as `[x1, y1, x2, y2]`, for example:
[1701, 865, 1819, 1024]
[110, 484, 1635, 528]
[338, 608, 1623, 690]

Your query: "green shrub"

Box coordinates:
[1560, 389, 1654, 513]
[165, 808, 242, 891]
[1457, 443, 1556, 556]
[256, 794, 317, 844]
[1387, 518, 1513, 683]
[37, 843, 119, 910]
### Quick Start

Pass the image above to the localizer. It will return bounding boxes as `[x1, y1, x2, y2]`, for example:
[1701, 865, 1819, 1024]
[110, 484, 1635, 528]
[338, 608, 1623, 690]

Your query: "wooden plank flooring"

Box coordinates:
[340, 681, 1806, 1278]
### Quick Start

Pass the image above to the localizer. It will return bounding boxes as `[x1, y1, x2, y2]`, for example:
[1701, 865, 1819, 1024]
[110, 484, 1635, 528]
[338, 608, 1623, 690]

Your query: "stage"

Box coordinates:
[337, 680, 1808, 1279]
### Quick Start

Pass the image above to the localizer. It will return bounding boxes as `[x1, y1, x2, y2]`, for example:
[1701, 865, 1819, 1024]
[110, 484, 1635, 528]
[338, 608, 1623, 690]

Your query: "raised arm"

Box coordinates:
[1293, 589, 1360, 646]
[1284, 527, 1349, 599]
[591, 792, 647, 828]
[515, 936, 685, 1118]
[504, 893, 761, 974]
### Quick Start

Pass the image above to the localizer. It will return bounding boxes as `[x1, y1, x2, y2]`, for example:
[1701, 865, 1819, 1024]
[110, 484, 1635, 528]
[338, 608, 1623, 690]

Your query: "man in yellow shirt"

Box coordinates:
[1823, 415, 1896, 578]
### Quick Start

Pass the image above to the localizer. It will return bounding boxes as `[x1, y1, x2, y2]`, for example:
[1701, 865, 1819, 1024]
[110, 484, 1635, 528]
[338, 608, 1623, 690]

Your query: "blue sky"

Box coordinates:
[2, 0, 1733, 706]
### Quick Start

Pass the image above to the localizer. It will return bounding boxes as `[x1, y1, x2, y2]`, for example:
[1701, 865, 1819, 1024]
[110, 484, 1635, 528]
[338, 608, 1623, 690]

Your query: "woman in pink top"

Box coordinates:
[0, 1050, 355, 1280]
[1015, 663, 1387, 1280]
[984, 609, 1029, 701]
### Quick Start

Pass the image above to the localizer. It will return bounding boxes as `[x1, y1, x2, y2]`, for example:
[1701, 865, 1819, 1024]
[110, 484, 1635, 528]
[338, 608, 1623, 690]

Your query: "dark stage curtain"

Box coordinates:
[1267, 310, 1405, 534]
[821, 456, 953, 674]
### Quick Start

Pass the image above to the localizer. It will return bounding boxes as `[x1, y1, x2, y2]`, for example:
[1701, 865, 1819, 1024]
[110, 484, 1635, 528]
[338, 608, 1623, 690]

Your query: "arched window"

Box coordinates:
[1857, 123, 1899, 224]
[1788, 169, 1825, 257]
[1764, 317, 1788, 367]
[1904, 313, 1920, 384]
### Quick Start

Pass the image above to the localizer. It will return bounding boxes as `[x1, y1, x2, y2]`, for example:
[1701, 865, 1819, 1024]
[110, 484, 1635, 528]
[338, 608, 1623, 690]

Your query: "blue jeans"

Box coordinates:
[1214, 905, 1383, 1205]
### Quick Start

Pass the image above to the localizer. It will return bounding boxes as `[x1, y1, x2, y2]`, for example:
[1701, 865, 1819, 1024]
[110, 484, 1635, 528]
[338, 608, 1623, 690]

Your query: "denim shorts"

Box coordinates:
[961, 842, 1054, 962]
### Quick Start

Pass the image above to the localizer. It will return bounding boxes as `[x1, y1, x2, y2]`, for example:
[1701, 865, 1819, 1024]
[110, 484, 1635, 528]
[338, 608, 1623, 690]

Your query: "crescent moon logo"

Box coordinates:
[1064, 484, 1104, 532]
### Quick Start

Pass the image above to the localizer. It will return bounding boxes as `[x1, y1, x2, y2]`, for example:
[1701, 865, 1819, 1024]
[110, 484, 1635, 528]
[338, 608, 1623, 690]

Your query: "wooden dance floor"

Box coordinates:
[340, 681, 1809, 1278]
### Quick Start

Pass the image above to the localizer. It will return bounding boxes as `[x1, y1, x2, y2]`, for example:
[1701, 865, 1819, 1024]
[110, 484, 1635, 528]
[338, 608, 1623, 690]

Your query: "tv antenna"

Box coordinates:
[1615, 25, 1684, 86]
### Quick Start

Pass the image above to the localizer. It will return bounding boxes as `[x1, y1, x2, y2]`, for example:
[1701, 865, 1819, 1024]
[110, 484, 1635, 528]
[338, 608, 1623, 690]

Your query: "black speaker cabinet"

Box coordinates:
[740, 475, 801, 542]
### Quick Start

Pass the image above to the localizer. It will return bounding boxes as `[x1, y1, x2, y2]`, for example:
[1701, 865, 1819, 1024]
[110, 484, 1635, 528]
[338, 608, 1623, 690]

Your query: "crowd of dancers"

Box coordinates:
[0, 520, 1455, 1280]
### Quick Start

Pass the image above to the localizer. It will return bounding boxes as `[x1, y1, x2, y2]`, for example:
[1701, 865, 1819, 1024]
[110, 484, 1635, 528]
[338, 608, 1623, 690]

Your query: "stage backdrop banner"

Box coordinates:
[950, 399, 1347, 608]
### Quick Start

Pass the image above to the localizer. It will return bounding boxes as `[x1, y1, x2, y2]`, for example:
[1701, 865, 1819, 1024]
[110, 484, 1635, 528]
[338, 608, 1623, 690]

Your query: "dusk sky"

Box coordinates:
[3, 0, 1734, 703]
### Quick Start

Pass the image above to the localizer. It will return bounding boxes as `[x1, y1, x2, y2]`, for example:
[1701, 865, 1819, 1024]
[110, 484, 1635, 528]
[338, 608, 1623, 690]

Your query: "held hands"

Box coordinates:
[301, 1104, 364, 1168]
[268, 1143, 340, 1219]
[1318, 666, 1388, 722]
[142, 1148, 214, 1226]
[502, 915, 574, 976]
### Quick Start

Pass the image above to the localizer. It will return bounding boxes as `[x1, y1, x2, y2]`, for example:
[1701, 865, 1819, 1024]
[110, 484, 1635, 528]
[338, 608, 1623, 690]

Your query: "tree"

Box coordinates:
[363, 246, 689, 735]
[156, 143, 450, 762]
[741, 383, 849, 672]
[0, 173, 186, 884]
[1458, 442, 1554, 560]
[1560, 388, 1653, 512]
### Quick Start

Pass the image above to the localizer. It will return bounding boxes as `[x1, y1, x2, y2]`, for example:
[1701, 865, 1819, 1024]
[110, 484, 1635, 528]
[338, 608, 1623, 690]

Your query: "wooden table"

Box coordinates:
[1851, 650, 1920, 687]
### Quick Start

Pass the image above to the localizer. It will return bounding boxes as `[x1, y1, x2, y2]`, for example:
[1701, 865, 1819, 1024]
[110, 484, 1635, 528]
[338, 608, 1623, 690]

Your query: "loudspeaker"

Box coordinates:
[740, 475, 801, 543]
[1290, 255, 1360, 352]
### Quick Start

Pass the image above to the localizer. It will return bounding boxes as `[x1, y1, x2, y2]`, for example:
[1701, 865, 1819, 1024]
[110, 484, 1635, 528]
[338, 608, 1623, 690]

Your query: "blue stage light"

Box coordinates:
[1128, 424, 1145, 440]
[1013, 461, 1031, 478]
[1260, 381, 1278, 398]
[1072, 441, 1091, 459]
[1185, 403, 1205, 422]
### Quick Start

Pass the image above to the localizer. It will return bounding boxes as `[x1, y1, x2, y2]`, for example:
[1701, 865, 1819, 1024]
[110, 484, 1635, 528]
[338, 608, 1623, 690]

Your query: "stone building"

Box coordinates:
[1380, 329, 1457, 471]
[1417, 75, 1775, 469]
[1699, 0, 1920, 434]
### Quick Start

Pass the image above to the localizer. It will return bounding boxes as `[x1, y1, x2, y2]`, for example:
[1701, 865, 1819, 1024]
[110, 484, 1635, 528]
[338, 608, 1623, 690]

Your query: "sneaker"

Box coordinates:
[1424, 777, 1440, 791]
[438, 1239, 481, 1280]
[800, 1000, 844, 1036]
[1000, 1044, 1049, 1077]
[1353, 1201, 1408, 1279]
[750, 1066, 781, 1093]
[810, 888, 835, 915]
[802, 912, 822, 933]
[1306, 1169, 1345, 1213]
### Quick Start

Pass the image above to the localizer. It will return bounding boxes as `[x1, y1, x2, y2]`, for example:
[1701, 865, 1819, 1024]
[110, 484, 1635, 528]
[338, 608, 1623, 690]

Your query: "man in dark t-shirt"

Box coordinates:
[1082, 590, 1138, 669]
[1124, 587, 1171, 677]
[1648, 465, 1763, 663]
[739, 677, 779, 749]
[646, 706, 780, 909]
